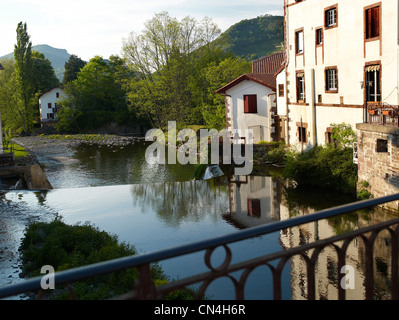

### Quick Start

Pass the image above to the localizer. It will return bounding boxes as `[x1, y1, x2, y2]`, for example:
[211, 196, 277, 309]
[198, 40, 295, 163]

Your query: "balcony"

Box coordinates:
[364, 102, 399, 127]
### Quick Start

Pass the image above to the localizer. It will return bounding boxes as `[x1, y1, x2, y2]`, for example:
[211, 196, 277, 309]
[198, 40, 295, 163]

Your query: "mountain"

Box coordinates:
[0, 14, 284, 81]
[0, 44, 71, 81]
[215, 14, 284, 60]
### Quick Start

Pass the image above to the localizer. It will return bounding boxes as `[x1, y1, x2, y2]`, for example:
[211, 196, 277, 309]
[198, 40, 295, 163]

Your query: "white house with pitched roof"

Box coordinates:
[38, 87, 65, 124]
[217, 53, 284, 144]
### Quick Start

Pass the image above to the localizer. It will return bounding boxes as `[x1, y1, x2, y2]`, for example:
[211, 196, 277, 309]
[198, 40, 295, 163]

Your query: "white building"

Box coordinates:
[280, 0, 398, 148]
[216, 53, 285, 144]
[38, 87, 65, 123]
[217, 73, 277, 144]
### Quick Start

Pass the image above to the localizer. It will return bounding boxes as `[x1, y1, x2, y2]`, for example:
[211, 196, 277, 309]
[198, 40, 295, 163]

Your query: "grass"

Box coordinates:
[13, 143, 29, 158]
[43, 133, 108, 142]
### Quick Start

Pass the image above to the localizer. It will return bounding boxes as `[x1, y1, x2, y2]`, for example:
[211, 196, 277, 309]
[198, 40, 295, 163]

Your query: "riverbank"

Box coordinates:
[12, 134, 144, 168]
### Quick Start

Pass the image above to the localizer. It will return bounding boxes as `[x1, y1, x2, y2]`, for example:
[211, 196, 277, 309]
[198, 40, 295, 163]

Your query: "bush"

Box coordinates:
[20, 218, 168, 300]
[283, 146, 358, 194]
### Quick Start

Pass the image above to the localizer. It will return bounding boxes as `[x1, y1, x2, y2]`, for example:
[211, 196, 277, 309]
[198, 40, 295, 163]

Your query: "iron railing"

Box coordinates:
[364, 102, 399, 127]
[1, 193, 399, 300]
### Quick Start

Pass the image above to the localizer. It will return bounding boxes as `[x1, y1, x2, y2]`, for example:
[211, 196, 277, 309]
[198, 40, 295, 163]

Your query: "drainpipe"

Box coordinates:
[284, 0, 291, 147]
[310, 68, 317, 147]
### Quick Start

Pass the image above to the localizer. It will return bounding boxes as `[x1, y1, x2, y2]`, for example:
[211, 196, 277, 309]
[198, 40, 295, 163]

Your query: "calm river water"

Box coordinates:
[1, 141, 398, 300]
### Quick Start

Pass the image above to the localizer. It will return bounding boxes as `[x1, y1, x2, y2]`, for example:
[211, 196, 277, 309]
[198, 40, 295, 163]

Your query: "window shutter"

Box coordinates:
[249, 95, 257, 113]
[244, 95, 249, 113]
[244, 95, 257, 113]
[372, 6, 379, 37]
[367, 9, 372, 38]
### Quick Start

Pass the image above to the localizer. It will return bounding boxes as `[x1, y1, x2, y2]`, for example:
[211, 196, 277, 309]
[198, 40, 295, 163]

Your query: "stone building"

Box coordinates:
[356, 123, 399, 212]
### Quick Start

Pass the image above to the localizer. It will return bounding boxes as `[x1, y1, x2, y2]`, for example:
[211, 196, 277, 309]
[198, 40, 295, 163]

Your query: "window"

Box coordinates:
[376, 139, 388, 153]
[247, 199, 261, 218]
[56, 92, 60, 98]
[326, 67, 338, 92]
[296, 72, 305, 102]
[298, 127, 307, 143]
[48, 103, 52, 109]
[279, 84, 285, 97]
[297, 122, 308, 144]
[365, 6, 380, 39]
[244, 95, 257, 113]
[316, 29, 323, 45]
[325, 127, 337, 146]
[316, 28, 323, 45]
[365, 64, 381, 102]
[295, 30, 304, 54]
[325, 6, 337, 28]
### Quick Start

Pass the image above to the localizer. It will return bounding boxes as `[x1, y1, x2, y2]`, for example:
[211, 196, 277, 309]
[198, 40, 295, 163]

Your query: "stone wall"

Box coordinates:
[356, 123, 399, 212]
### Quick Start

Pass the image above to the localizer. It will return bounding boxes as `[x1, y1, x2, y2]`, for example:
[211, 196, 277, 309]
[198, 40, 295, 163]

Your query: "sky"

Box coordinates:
[1, 0, 284, 61]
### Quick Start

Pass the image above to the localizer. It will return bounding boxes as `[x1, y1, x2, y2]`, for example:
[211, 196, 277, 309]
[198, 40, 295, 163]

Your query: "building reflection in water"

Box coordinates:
[225, 175, 398, 300]
[223, 175, 281, 229]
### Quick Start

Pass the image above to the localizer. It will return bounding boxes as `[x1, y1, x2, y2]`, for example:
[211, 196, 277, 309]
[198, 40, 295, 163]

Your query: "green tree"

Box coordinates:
[122, 12, 221, 129]
[330, 123, 357, 149]
[32, 51, 60, 93]
[63, 54, 86, 85]
[0, 59, 23, 133]
[57, 56, 131, 132]
[14, 22, 35, 133]
[201, 57, 251, 130]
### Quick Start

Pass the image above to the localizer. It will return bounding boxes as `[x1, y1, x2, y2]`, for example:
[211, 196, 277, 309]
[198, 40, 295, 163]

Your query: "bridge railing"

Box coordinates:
[1, 193, 399, 300]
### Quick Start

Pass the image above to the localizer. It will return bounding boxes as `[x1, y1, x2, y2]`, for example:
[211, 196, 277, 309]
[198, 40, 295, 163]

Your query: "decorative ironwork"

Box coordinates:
[364, 102, 399, 127]
[1, 194, 399, 300]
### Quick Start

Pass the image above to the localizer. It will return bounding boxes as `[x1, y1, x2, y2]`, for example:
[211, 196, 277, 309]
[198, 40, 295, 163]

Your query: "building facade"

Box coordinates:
[217, 73, 277, 144]
[281, 0, 399, 148]
[38, 87, 65, 123]
[217, 53, 284, 144]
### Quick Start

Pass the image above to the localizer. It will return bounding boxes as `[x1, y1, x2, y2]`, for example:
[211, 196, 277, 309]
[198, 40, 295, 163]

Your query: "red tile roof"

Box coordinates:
[216, 73, 276, 94]
[252, 52, 284, 74]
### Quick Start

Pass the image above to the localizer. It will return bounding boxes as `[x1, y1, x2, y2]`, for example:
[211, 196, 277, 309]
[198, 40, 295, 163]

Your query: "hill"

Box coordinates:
[0, 15, 284, 81]
[0, 44, 71, 81]
[215, 14, 284, 60]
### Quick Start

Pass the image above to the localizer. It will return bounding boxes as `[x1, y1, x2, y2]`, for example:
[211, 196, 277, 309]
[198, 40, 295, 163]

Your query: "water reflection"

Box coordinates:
[129, 178, 229, 227]
[1, 138, 399, 299]
[224, 175, 282, 229]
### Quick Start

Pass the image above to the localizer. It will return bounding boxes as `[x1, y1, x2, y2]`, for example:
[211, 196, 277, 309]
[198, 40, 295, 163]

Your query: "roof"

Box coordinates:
[216, 73, 276, 95]
[252, 52, 284, 74]
[38, 86, 64, 98]
[274, 63, 285, 77]
[0, 62, 4, 71]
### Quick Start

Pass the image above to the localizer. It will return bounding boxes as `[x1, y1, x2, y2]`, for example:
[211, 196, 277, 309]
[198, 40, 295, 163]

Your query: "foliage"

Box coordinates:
[20, 218, 169, 300]
[31, 51, 60, 94]
[0, 23, 60, 135]
[57, 56, 136, 132]
[12, 143, 29, 158]
[330, 122, 357, 149]
[122, 11, 251, 130]
[213, 14, 284, 60]
[201, 56, 251, 130]
[14, 22, 36, 134]
[283, 146, 358, 195]
[0, 59, 23, 133]
[62, 54, 86, 85]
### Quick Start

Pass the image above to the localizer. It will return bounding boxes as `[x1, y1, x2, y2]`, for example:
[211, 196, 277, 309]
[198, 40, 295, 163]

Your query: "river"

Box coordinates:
[0, 138, 398, 300]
